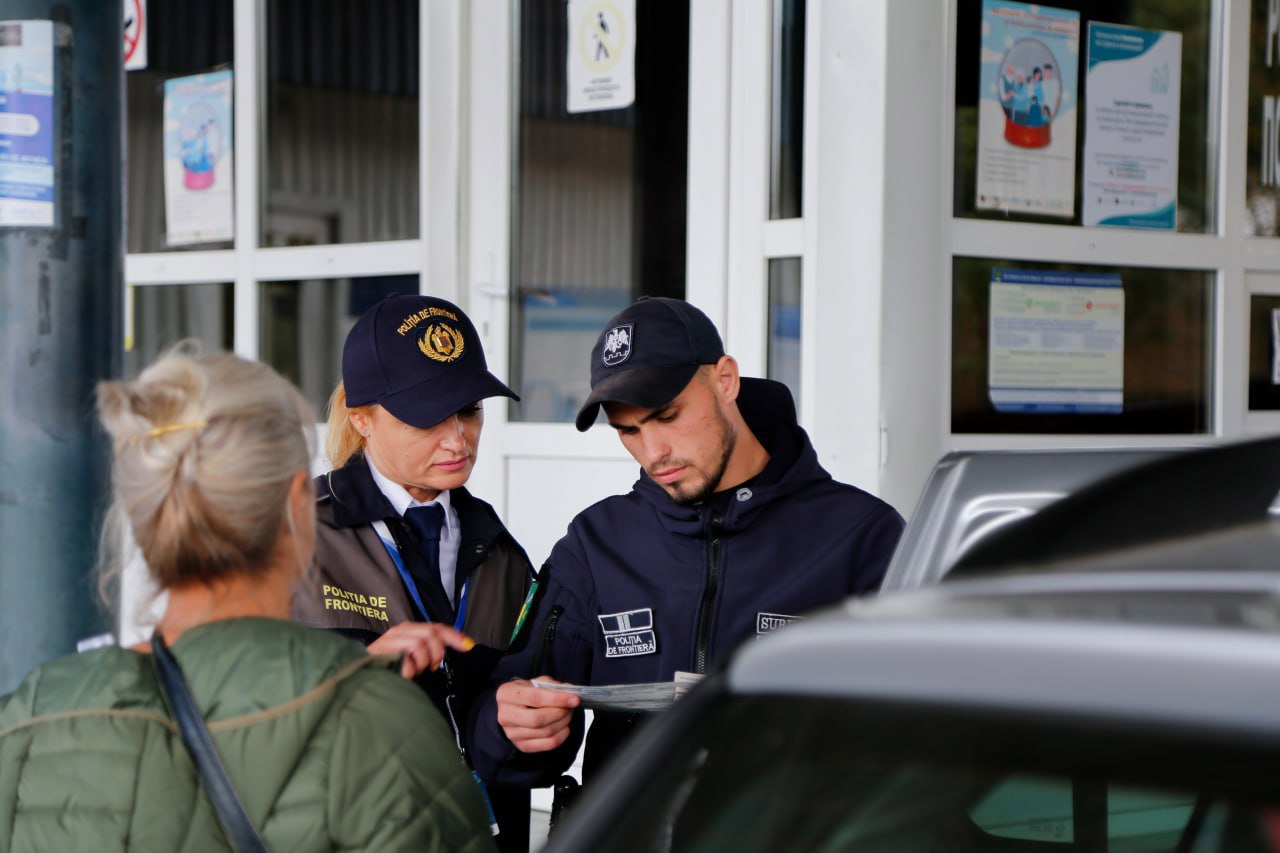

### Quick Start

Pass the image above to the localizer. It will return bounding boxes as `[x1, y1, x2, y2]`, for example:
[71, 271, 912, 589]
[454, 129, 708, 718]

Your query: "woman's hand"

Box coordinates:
[369, 621, 476, 679]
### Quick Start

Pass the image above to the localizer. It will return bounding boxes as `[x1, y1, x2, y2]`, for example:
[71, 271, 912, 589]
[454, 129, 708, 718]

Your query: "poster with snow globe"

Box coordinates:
[976, 2, 1079, 218]
[163, 69, 233, 245]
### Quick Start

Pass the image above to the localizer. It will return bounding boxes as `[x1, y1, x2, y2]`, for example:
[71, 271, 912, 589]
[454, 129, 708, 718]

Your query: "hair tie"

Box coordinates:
[130, 420, 208, 443]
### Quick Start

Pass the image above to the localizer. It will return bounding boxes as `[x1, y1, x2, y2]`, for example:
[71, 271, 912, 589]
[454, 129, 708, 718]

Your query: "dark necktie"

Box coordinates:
[403, 503, 446, 589]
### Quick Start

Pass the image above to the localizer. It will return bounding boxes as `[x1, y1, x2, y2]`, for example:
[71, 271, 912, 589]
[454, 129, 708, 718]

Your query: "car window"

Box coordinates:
[970, 776, 1199, 847]
[583, 695, 1280, 852]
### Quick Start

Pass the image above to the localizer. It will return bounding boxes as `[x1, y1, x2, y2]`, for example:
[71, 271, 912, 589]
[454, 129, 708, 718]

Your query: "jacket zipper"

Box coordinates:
[532, 604, 564, 675]
[694, 511, 724, 674]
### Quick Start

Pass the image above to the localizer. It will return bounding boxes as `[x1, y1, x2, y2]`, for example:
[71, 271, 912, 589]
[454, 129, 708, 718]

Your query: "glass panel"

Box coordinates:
[584, 695, 1280, 851]
[126, 282, 233, 377]
[258, 275, 416, 416]
[953, 0, 1214, 232]
[769, 0, 805, 220]
[263, 0, 419, 246]
[1248, 293, 1280, 410]
[509, 0, 690, 423]
[126, 0, 234, 253]
[951, 258, 1213, 434]
[1247, 0, 1280, 235]
[768, 258, 802, 407]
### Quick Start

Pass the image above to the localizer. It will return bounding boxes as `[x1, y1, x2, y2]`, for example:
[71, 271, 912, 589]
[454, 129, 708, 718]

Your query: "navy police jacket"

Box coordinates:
[467, 378, 905, 789]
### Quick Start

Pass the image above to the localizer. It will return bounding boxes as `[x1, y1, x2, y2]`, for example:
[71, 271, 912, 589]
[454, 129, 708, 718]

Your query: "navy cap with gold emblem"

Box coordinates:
[342, 293, 518, 428]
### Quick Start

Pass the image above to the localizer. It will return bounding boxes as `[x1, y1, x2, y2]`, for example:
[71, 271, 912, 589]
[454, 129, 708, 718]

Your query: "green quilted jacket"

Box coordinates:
[0, 618, 497, 853]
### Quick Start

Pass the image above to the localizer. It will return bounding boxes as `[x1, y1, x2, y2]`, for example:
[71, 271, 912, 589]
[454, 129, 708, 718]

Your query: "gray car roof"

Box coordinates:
[880, 447, 1177, 592]
[728, 572, 1280, 739]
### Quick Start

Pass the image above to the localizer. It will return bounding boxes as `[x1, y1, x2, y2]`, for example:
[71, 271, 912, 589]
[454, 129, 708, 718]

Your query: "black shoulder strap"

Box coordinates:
[150, 632, 271, 853]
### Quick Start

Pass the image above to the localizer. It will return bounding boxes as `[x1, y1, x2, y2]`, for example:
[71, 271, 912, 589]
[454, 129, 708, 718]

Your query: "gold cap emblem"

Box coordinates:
[418, 323, 465, 363]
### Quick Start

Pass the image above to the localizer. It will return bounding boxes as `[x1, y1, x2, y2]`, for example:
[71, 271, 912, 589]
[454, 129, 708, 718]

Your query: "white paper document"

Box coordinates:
[1082, 23, 1182, 229]
[533, 673, 702, 712]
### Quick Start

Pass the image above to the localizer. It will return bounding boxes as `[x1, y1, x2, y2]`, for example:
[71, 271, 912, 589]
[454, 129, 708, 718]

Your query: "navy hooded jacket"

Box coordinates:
[468, 378, 905, 789]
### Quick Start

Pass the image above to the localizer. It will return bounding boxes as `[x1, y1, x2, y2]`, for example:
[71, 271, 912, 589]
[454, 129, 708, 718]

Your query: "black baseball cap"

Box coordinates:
[575, 297, 725, 432]
[342, 294, 518, 428]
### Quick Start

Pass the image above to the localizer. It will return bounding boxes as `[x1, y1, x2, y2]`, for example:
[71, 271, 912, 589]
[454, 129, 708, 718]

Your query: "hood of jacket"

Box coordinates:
[629, 377, 830, 536]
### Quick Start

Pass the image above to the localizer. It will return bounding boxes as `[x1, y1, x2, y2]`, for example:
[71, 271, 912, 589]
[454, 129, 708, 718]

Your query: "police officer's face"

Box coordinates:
[354, 403, 483, 503]
[605, 367, 737, 506]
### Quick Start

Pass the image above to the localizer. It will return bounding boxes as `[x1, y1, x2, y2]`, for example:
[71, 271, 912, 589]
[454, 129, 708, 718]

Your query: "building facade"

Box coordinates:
[124, 0, 1271, 614]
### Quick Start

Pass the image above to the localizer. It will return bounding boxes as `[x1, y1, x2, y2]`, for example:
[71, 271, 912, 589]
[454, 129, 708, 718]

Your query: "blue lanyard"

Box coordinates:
[378, 532, 469, 631]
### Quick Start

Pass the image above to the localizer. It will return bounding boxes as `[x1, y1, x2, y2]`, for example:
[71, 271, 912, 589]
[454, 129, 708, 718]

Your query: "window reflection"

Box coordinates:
[509, 0, 689, 423]
[768, 258, 802, 408]
[263, 0, 420, 246]
[1247, 1, 1280, 236]
[770, 0, 805, 220]
[1248, 293, 1280, 410]
[126, 283, 233, 377]
[259, 275, 416, 417]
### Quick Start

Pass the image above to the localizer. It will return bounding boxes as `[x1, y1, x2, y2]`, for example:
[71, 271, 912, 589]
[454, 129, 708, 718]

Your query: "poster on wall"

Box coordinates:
[0, 20, 56, 227]
[975, 1, 1080, 218]
[1082, 23, 1181, 229]
[163, 69, 233, 246]
[566, 0, 635, 113]
[988, 268, 1125, 414]
[124, 0, 147, 71]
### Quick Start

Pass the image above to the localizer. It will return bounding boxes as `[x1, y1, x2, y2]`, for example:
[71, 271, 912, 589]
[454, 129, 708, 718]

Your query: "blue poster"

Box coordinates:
[0, 20, 56, 227]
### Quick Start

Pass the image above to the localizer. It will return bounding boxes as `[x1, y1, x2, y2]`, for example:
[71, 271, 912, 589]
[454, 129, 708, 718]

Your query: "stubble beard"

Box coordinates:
[663, 406, 738, 507]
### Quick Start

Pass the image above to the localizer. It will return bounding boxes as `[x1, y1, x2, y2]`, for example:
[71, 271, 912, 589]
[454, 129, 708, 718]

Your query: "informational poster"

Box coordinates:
[124, 0, 147, 71]
[163, 69, 233, 246]
[0, 20, 56, 227]
[988, 268, 1125, 414]
[976, 2, 1080, 218]
[566, 0, 635, 113]
[1082, 23, 1181, 229]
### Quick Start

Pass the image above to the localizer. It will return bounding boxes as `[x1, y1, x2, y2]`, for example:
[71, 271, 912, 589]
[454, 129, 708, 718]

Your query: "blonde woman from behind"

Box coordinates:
[0, 347, 496, 853]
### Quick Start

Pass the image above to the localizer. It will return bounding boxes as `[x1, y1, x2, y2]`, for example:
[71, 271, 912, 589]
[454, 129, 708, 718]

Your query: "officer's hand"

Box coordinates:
[496, 677, 579, 753]
[369, 621, 476, 679]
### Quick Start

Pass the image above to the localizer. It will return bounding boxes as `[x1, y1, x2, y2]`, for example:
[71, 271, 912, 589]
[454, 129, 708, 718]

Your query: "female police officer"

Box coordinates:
[292, 293, 535, 852]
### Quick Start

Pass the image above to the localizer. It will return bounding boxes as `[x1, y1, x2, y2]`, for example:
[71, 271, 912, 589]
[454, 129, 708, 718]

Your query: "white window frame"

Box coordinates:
[123, 0, 459, 373]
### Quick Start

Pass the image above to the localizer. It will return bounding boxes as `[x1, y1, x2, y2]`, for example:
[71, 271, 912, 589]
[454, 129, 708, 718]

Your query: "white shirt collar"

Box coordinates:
[365, 454, 457, 535]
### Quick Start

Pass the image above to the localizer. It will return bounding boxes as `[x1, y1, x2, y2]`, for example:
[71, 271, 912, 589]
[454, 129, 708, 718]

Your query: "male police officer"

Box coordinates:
[468, 297, 905, 790]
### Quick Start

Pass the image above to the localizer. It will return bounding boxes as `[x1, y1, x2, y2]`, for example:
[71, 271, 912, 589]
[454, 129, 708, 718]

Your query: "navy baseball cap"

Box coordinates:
[342, 294, 518, 428]
[575, 297, 725, 432]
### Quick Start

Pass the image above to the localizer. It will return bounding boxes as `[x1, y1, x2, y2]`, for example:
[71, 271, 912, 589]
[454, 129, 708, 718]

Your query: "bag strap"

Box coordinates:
[150, 632, 271, 853]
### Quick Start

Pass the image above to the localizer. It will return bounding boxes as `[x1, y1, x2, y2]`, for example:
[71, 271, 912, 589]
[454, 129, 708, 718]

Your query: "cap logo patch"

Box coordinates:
[601, 323, 633, 367]
[418, 323, 466, 363]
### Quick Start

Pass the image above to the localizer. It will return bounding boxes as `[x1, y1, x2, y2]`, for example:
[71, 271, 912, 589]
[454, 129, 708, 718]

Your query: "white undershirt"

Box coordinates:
[366, 455, 462, 607]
